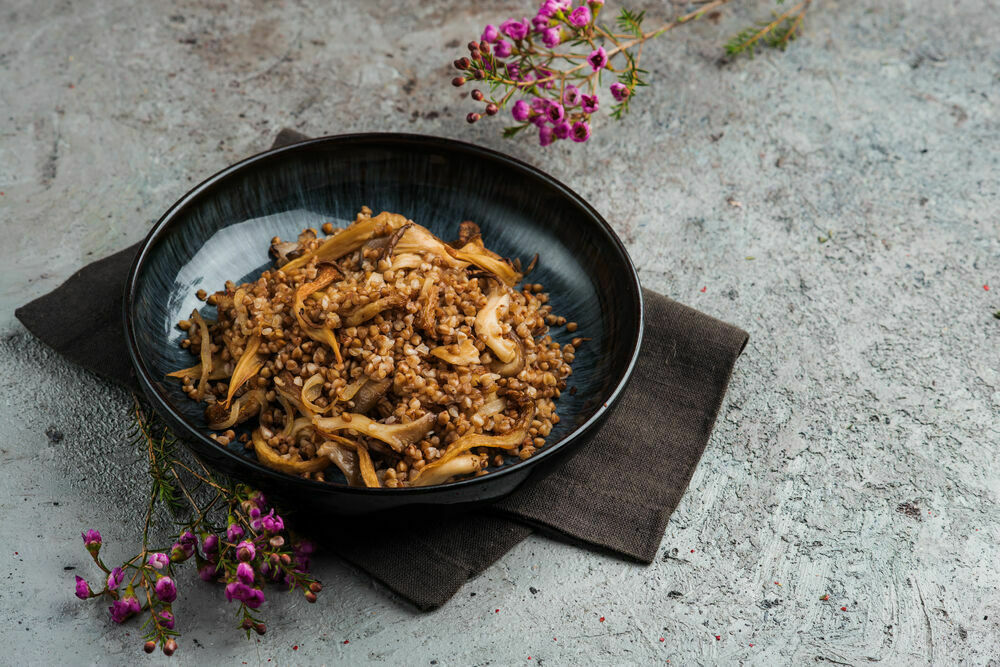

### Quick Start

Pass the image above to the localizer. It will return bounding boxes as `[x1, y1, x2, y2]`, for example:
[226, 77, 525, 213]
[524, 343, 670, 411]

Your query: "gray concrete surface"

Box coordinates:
[1, 0, 998, 664]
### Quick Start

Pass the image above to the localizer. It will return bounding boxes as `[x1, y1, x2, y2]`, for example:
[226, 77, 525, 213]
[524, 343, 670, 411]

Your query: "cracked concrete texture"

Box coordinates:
[2, 0, 999, 664]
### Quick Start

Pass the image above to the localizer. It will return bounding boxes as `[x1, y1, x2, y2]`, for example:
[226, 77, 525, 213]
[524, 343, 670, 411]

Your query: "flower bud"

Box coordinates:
[81, 529, 102, 555]
[143, 641, 156, 654]
[467, 112, 481, 124]
[473, 69, 485, 80]
[485, 103, 499, 116]
[269, 535, 285, 548]
[305, 591, 318, 603]
[309, 581, 322, 593]
[467, 41, 480, 52]
[162, 639, 178, 657]
[471, 89, 484, 101]
[279, 553, 292, 566]
[236, 540, 256, 563]
[254, 622, 267, 636]
[241, 617, 254, 630]
[451, 77, 466, 87]
[479, 41, 491, 54]
[202, 533, 219, 553]
[454, 57, 470, 70]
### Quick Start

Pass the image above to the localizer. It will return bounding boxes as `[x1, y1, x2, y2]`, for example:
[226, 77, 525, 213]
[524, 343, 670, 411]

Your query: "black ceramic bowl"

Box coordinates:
[125, 133, 643, 515]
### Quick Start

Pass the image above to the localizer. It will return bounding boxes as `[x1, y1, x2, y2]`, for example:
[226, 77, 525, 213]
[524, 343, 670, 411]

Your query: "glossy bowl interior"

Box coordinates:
[125, 134, 643, 514]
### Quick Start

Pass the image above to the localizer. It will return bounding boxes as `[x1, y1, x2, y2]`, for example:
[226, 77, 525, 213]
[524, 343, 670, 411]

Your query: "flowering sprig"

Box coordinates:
[72, 401, 321, 657]
[452, 0, 731, 146]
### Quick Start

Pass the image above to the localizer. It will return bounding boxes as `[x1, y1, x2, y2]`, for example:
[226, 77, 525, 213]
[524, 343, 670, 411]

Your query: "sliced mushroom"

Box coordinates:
[430, 339, 481, 366]
[251, 428, 330, 474]
[189, 310, 214, 400]
[280, 212, 410, 273]
[313, 412, 436, 453]
[409, 406, 534, 484]
[293, 263, 344, 365]
[474, 282, 518, 364]
[409, 454, 482, 487]
[416, 270, 440, 335]
[490, 337, 525, 377]
[445, 241, 522, 286]
[452, 220, 481, 247]
[205, 389, 265, 430]
[342, 294, 407, 327]
[274, 371, 315, 417]
[352, 377, 391, 413]
[222, 334, 264, 408]
[391, 224, 467, 269]
[316, 436, 362, 486]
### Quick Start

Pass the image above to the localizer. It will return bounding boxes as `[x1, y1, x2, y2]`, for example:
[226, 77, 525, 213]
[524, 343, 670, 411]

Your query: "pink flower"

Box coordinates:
[225, 581, 250, 602]
[553, 121, 572, 139]
[569, 6, 592, 27]
[581, 93, 599, 113]
[530, 114, 548, 127]
[542, 27, 561, 48]
[154, 576, 178, 603]
[563, 84, 581, 107]
[482, 24, 499, 43]
[532, 14, 551, 32]
[236, 540, 256, 563]
[571, 121, 592, 142]
[506, 62, 521, 79]
[81, 529, 102, 553]
[107, 567, 124, 590]
[158, 610, 175, 630]
[500, 18, 529, 41]
[226, 523, 244, 542]
[494, 40, 512, 58]
[147, 552, 169, 570]
[244, 588, 266, 610]
[539, 124, 555, 147]
[109, 596, 141, 624]
[610, 82, 630, 101]
[546, 102, 565, 123]
[512, 100, 531, 122]
[261, 511, 284, 534]
[587, 47, 607, 71]
[202, 533, 219, 553]
[531, 97, 550, 112]
[74, 575, 92, 600]
[535, 67, 555, 89]
[237, 562, 255, 586]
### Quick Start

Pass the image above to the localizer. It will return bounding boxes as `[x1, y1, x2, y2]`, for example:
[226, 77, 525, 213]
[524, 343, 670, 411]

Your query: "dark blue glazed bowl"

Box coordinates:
[124, 133, 643, 514]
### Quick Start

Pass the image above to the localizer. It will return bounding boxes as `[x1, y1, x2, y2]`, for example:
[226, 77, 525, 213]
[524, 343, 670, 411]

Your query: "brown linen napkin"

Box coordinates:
[15, 130, 748, 609]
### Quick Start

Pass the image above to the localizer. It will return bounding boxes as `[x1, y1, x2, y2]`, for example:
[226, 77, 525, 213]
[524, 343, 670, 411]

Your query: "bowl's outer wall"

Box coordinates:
[127, 135, 642, 513]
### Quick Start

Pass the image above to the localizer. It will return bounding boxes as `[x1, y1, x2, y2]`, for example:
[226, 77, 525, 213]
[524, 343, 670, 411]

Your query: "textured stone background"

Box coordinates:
[1, 0, 998, 664]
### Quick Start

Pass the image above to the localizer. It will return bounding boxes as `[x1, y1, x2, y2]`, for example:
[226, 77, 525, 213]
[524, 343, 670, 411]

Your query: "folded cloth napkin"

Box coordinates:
[15, 129, 748, 609]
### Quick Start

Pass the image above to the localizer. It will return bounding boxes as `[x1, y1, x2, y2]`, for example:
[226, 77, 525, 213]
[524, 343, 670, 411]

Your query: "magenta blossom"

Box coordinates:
[482, 24, 499, 43]
[535, 67, 555, 89]
[563, 84, 581, 107]
[109, 595, 141, 624]
[157, 610, 176, 630]
[226, 523, 244, 542]
[494, 40, 512, 58]
[587, 47, 607, 71]
[569, 6, 591, 27]
[506, 61, 521, 79]
[237, 562, 255, 586]
[530, 114, 548, 127]
[81, 529, 102, 552]
[531, 97, 550, 112]
[532, 14, 551, 32]
[225, 581, 250, 603]
[571, 121, 592, 142]
[546, 102, 565, 123]
[261, 511, 284, 534]
[147, 552, 169, 570]
[154, 576, 178, 603]
[512, 100, 530, 122]
[500, 18, 529, 41]
[610, 82, 630, 101]
[236, 540, 256, 563]
[581, 93, 599, 113]
[553, 121, 572, 139]
[107, 567, 124, 590]
[539, 124, 555, 147]
[244, 588, 266, 610]
[542, 27, 561, 48]
[202, 533, 219, 553]
[74, 575, 92, 600]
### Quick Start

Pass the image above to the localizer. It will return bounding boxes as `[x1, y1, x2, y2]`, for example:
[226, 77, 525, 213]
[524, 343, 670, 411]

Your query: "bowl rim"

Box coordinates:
[123, 132, 644, 496]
